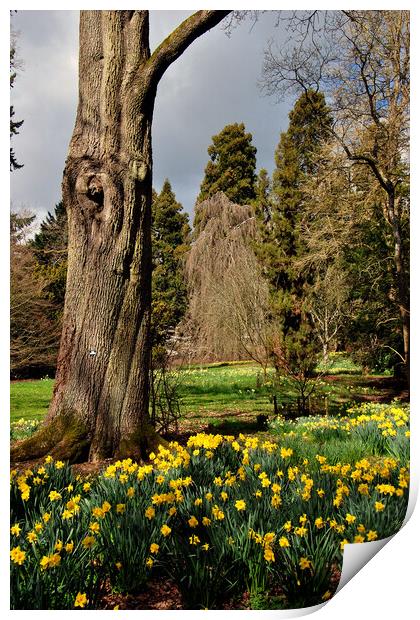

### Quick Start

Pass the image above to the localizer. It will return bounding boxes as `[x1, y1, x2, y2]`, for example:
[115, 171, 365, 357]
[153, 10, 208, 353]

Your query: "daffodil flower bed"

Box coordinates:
[10, 403, 409, 610]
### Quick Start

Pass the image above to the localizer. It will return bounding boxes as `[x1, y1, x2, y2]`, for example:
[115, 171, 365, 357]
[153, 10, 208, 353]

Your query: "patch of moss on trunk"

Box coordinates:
[10, 413, 90, 464]
[117, 423, 168, 461]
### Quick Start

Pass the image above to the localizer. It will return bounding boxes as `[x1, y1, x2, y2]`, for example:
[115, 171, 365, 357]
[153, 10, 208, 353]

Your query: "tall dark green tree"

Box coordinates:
[255, 91, 332, 409]
[32, 202, 68, 314]
[195, 122, 257, 228]
[151, 179, 190, 352]
[257, 90, 332, 326]
[253, 168, 272, 224]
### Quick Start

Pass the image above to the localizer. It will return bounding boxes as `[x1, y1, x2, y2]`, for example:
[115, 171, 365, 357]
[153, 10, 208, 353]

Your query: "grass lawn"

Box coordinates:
[10, 358, 405, 439]
[10, 378, 55, 422]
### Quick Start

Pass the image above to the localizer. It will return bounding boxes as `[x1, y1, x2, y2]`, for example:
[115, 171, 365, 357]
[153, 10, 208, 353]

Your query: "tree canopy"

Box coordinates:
[195, 122, 257, 228]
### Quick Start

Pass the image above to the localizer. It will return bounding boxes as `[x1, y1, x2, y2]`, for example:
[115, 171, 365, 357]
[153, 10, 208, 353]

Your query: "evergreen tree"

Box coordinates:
[195, 122, 257, 228]
[31, 202, 68, 313]
[258, 90, 332, 327]
[10, 211, 36, 243]
[255, 91, 332, 409]
[151, 179, 190, 352]
[253, 168, 272, 224]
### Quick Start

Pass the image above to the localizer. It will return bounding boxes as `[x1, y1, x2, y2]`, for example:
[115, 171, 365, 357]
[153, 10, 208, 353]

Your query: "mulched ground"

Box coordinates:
[99, 567, 341, 610]
[101, 577, 184, 610]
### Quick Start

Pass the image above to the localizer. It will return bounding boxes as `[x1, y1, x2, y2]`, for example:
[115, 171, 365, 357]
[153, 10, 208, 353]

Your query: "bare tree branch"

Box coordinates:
[147, 10, 231, 88]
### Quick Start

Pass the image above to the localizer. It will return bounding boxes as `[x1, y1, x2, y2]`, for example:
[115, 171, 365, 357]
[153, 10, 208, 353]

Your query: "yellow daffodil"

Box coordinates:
[82, 535, 95, 549]
[299, 557, 311, 570]
[74, 593, 88, 608]
[27, 531, 37, 543]
[145, 506, 155, 520]
[10, 546, 26, 565]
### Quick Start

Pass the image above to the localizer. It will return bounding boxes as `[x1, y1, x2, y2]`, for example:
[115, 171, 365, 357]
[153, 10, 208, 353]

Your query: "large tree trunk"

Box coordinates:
[11, 9, 231, 463]
[55, 11, 155, 461]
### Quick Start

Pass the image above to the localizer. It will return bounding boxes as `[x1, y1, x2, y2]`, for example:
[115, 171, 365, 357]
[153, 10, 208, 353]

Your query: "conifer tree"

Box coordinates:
[195, 122, 257, 228]
[270, 90, 331, 309]
[32, 202, 68, 313]
[151, 179, 190, 351]
[253, 168, 272, 224]
[255, 90, 332, 409]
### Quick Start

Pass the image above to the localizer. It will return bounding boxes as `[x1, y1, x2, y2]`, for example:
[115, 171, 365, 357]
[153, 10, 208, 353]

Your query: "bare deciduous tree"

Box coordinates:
[11, 211, 61, 376]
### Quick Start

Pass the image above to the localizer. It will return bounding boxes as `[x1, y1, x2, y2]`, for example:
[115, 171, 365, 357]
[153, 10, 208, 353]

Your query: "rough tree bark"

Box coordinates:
[11, 9, 230, 463]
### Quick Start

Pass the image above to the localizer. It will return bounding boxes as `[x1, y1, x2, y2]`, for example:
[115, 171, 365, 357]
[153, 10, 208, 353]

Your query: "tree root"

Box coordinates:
[10, 413, 90, 465]
[11, 414, 168, 465]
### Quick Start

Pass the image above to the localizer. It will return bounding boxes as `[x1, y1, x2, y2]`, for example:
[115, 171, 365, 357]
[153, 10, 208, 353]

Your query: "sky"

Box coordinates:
[9, 10, 292, 224]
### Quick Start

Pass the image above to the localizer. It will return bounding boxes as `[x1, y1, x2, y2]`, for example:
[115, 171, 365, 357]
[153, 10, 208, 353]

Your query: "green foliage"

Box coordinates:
[150, 180, 190, 433]
[252, 168, 271, 224]
[265, 90, 330, 301]
[151, 179, 190, 351]
[254, 91, 332, 404]
[10, 211, 36, 243]
[195, 122, 257, 227]
[32, 202, 68, 313]
[257, 90, 331, 304]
